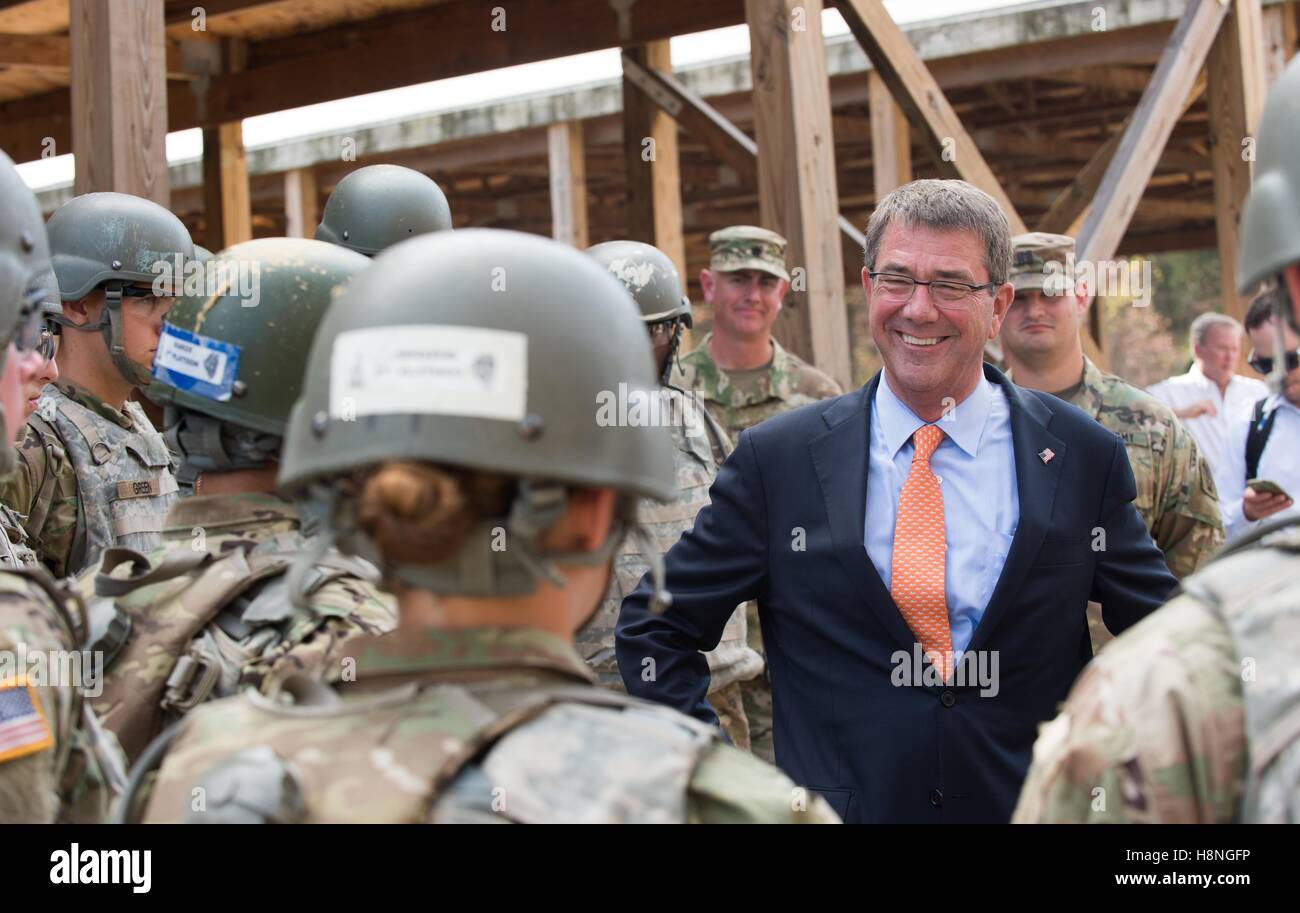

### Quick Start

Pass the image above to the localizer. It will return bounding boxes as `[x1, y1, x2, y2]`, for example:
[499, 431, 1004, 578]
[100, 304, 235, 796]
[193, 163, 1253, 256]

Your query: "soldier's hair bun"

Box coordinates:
[356, 461, 513, 565]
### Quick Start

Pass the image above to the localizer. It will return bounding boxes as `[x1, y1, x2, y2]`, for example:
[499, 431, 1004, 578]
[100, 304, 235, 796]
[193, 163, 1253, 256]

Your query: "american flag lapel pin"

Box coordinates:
[1038, 447, 1056, 464]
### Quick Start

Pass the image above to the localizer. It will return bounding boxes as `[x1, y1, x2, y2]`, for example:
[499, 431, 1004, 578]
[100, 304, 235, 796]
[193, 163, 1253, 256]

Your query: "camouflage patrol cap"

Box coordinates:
[1010, 232, 1076, 294]
[708, 226, 790, 282]
[585, 240, 691, 324]
[315, 164, 452, 256]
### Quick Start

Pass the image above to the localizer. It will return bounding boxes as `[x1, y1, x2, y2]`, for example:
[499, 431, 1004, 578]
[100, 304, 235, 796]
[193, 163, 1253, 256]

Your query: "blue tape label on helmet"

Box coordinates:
[152, 321, 241, 402]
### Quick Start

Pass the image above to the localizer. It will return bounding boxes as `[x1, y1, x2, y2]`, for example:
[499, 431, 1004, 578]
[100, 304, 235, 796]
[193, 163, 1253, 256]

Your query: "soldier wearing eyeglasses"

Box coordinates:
[998, 233, 1223, 651]
[0, 193, 193, 579]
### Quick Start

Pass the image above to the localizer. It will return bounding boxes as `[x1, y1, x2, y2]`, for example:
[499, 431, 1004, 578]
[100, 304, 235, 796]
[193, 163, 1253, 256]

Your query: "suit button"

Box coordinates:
[940, 689, 956, 708]
[930, 789, 944, 807]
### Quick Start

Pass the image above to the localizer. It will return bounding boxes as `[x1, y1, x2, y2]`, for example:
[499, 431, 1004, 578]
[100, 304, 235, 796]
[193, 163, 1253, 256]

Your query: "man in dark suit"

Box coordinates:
[617, 179, 1179, 823]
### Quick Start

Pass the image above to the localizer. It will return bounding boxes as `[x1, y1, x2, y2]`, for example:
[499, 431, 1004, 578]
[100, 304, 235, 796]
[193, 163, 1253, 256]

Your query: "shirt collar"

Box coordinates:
[349, 626, 597, 685]
[875, 370, 993, 458]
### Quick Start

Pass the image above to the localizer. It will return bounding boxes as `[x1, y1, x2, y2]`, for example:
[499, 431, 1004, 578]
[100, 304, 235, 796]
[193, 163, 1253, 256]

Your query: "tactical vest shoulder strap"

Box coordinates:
[1245, 397, 1278, 483]
[21, 413, 64, 541]
[54, 396, 113, 466]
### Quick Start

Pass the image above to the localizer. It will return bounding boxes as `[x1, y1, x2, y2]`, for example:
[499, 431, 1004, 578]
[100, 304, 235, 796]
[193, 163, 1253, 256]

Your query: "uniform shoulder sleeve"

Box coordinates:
[687, 742, 841, 823]
[1013, 593, 1245, 823]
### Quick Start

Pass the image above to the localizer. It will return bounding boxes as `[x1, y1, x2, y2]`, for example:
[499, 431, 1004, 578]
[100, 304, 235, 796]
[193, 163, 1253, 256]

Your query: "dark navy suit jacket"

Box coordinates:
[617, 365, 1179, 823]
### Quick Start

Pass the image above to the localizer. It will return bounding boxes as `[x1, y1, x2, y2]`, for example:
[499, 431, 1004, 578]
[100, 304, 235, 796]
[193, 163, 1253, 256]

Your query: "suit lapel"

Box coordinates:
[809, 374, 918, 653]
[966, 367, 1066, 653]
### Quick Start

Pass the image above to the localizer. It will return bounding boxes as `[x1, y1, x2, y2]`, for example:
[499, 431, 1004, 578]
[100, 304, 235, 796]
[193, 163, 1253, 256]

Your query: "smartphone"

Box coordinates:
[1247, 478, 1293, 500]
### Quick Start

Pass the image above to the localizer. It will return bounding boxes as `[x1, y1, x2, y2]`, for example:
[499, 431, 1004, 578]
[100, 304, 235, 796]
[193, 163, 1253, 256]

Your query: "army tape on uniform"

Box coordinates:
[329, 325, 527, 421]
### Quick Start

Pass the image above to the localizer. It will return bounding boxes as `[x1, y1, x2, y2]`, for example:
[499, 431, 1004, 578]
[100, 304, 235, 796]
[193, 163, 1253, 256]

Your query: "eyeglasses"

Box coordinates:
[867, 272, 998, 309]
[4, 304, 44, 356]
[648, 321, 679, 341]
[1247, 349, 1300, 375]
[35, 325, 59, 362]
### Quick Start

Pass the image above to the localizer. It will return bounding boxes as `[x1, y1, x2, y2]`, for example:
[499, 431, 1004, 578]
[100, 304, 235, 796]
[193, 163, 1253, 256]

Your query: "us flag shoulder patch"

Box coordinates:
[0, 677, 53, 763]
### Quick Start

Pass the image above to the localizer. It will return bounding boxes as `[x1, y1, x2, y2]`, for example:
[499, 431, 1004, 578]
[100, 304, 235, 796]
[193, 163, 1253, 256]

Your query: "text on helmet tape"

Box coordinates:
[152, 322, 241, 402]
[330, 325, 528, 421]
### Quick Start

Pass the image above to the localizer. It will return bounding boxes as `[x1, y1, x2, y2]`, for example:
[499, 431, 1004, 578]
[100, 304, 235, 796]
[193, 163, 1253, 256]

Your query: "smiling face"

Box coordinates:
[865, 222, 1011, 413]
[701, 267, 787, 342]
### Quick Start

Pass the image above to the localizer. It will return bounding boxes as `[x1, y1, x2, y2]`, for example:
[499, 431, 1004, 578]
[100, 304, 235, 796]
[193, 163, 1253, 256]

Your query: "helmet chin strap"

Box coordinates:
[0, 346, 16, 476]
[50, 285, 154, 388]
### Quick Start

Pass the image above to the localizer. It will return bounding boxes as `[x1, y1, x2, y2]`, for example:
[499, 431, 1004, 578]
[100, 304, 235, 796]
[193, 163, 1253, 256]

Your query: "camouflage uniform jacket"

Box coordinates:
[1055, 358, 1224, 579]
[1013, 518, 1300, 824]
[0, 568, 126, 822]
[139, 626, 839, 824]
[673, 333, 844, 440]
[578, 386, 763, 694]
[82, 491, 397, 763]
[0, 502, 40, 569]
[0, 380, 178, 579]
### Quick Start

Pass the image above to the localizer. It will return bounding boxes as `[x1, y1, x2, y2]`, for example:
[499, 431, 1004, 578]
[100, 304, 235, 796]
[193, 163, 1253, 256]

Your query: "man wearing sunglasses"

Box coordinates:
[0, 192, 194, 579]
[1215, 290, 1300, 539]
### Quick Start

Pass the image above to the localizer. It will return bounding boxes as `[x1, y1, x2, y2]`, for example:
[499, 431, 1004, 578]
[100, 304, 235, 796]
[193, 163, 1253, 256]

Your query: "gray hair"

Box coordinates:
[863, 179, 1014, 286]
[1189, 312, 1243, 351]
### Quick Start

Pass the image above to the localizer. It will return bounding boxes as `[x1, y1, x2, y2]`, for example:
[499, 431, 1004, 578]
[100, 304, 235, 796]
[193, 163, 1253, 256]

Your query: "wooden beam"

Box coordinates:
[1037, 75, 1206, 235]
[202, 121, 252, 249]
[283, 167, 318, 239]
[746, 0, 851, 389]
[622, 41, 686, 282]
[868, 70, 911, 200]
[548, 121, 588, 248]
[834, 0, 1027, 234]
[1264, 1, 1299, 85]
[1208, 0, 1268, 321]
[1076, 0, 1230, 266]
[0, 33, 69, 73]
[70, 0, 170, 205]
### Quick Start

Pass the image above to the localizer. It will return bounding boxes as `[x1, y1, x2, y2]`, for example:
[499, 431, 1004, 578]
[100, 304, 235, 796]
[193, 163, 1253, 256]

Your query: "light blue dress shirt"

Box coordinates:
[865, 372, 1020, 654]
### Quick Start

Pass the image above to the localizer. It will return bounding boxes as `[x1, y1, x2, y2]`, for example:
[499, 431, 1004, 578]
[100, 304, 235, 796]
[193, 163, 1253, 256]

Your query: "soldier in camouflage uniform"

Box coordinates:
[315, 164, 452, 256]
[0, 192, 195, 579]
[672, 226, 842, 762]
[127, 229, 838, 824]
[580, 240, 763, 749]
[999, 233, 1224, 651]
[1013, 56, 1300, 825]
[86, 238, 396, 764]
[0, 149, 126, 822]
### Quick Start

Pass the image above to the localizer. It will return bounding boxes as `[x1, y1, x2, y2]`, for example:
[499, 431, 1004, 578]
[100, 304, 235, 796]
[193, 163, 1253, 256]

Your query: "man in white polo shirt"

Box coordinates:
[1147, 311, 1267, 501]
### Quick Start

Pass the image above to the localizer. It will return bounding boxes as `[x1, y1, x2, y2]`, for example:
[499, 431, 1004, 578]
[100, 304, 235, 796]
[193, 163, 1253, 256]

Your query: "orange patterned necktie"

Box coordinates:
[889, 424, 954, 681]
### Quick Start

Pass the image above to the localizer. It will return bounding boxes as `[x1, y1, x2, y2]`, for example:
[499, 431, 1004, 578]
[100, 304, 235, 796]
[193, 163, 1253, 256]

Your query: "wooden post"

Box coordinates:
[745, 0, 851, 390]
[622, 41, 686, 283]
[835, 0, 1026, 234]
[868, 70, 911, 201]
[548, 121, 588, 248]
[283, 168, 319, 239]
[1207, 0, 1267, 322]
[202, 121, 253, 250]
[1264, 1, 1299, 86]
[69, 0, 170, 204]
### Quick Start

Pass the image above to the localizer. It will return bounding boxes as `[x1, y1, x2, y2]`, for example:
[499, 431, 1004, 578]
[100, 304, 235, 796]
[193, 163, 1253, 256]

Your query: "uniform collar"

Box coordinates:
[875, 368, 993, 458]
[347, 626, 597, 685]
[162, 492, 299, 539]
[53, 379, 134, 430]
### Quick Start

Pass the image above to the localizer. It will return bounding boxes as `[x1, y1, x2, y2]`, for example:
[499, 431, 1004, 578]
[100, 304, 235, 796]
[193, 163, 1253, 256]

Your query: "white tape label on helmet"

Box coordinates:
[330, 325, 527, 421]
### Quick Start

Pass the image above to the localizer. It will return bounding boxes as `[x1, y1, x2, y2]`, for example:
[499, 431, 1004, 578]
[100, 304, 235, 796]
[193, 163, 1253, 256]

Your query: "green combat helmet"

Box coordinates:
[46, 191, 194, 388]
[0, 150, 53, 470]
[147, 237, 370, 489]
[278, 228, 676, 604]
[314, 164, 452, 256]
[586, 240, 692, 385]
